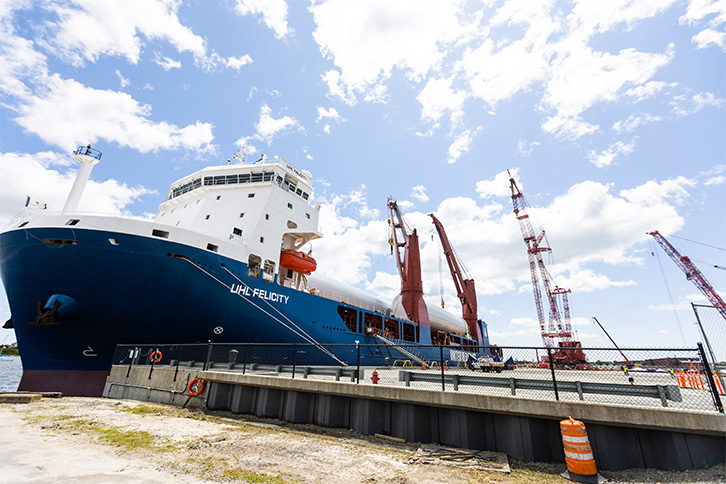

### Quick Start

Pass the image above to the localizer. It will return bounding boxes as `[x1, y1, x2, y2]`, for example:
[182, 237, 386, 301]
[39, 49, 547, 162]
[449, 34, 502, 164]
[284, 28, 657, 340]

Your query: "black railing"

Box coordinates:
[112, 342, 724, 413]
[74, 145, 102, 160]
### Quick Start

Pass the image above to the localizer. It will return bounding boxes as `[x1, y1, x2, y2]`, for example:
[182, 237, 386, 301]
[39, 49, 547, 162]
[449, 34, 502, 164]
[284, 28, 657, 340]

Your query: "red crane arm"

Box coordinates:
[387, 198, 430, 327]
[648, 231, 726, 321]
[429, 213, 483, 343]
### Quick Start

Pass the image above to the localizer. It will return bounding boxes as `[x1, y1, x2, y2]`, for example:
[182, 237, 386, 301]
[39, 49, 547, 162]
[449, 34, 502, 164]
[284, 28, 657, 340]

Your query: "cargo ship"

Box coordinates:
[0, 147, 490, 396]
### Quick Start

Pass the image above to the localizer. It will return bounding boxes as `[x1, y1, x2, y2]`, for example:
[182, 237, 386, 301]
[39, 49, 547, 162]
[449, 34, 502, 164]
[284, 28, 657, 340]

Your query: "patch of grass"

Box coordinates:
[221, 467, 291, 483]
[120, 405, 174, 417]
[96, 426, 157, 450]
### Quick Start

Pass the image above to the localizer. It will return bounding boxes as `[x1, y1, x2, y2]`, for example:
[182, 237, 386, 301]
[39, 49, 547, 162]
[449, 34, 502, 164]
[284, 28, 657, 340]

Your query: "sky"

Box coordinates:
[0, 0, 724, 358]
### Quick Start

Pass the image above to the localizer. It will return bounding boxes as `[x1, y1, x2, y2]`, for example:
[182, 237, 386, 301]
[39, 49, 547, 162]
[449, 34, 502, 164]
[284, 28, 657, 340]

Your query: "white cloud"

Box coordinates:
[476, 169, 518, 199]
[234, 0, 291, 39]
[417, 77, 466, 124]
[311, 0, 465, 94]
[447, 129, 477, 164]
[115, 69, 129, 87]
[225, 54, 253, 70]
[587, 139, 637, 168]
[612, 113, 662, 133]
[693, 28, 726, 49]
[152, 52, 182, 71]
[242, 104, 301, 145]
[14, 75, 215, 153]
[670, 91, 726, 116]
[39, 0, 207, 66]
[517, 140, 540, 157]
[410, 185, 429, 203]
[316, 106, 342, 122]
[0, 9, 48, 98]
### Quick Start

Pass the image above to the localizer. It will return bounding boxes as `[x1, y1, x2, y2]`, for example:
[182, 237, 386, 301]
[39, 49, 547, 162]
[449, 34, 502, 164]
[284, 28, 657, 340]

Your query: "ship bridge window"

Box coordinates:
[152, 229, 169, 239]
[171, 177, 201, 198]
[263, 260, 275, 282]
[251, 172, 263, 183]
[337, 306, 358, 332]
[302, 192, 309, 200]
[247, 254, 261, 278]
[226, 174, 238, 184]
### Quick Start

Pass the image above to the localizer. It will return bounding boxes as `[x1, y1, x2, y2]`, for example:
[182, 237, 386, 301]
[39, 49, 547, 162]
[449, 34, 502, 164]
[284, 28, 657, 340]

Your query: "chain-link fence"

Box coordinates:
[112, 342, 725, 413]
[692, 303, 725, 407]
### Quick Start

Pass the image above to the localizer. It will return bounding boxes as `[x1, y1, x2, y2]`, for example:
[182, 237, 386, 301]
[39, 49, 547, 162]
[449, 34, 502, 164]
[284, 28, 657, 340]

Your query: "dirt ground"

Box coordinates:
[1, 397, 723, 484]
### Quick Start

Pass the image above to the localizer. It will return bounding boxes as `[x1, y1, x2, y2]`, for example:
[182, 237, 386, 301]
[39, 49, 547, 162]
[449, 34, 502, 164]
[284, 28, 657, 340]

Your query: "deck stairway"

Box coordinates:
[373, 334, 427, 366]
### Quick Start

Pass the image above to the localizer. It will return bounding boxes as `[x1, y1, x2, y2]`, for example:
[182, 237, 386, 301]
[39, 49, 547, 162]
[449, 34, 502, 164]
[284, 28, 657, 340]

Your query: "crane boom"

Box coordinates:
[648, 231, 726, 321]
[509, 171, 585, 365]
[592, 317, 631, 366]
[429, 213, 483, 343]
[388, 198, 430, 327]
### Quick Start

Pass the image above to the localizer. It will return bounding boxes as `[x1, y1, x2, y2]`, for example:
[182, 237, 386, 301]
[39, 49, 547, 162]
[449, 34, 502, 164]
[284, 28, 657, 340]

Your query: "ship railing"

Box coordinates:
[110, 343, 723, 413]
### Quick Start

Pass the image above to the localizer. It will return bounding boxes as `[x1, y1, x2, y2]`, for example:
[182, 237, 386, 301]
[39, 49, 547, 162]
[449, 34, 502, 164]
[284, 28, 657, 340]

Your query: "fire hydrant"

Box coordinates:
[371, 370, 380, 384]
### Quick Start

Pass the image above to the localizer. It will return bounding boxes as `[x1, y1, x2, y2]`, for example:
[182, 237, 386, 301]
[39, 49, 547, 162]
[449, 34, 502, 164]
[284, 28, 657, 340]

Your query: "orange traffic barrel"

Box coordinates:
[560, 417, 606, 483]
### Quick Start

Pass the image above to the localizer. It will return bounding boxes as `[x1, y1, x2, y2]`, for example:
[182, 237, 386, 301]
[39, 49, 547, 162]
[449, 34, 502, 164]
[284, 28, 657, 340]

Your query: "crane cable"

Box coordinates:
[650, 239, 687, 346]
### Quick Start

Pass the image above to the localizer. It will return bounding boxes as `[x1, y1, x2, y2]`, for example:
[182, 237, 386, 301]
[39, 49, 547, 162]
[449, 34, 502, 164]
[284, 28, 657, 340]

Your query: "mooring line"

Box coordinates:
[181, 259, 345, 365]
[219, 265, 344, 364]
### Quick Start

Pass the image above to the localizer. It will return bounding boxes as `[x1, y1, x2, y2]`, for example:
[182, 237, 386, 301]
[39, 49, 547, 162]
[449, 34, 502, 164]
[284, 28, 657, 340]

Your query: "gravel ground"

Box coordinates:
[1, 397, 723, 484]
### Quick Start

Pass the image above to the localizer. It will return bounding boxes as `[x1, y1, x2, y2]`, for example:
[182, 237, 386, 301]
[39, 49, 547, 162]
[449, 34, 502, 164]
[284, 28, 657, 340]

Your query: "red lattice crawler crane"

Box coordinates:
[648, 230, 726, 321]
[508, 172, 586, 367]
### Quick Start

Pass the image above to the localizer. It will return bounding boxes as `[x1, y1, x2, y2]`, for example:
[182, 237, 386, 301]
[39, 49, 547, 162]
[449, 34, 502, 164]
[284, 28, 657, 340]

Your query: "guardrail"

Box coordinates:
[398, 370, 682, 407]
[112, 342, 724, 413]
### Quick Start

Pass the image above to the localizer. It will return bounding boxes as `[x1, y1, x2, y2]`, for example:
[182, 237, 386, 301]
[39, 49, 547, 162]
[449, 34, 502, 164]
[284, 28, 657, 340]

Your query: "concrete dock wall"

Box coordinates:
[104, 365, 725, 471]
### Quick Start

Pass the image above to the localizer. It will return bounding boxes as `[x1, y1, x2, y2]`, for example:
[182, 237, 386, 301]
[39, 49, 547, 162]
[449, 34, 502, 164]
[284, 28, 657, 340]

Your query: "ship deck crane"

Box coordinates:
[388, 198, 430, 328]
[429, 213, 483, 344]
[508, 172, 586, 365]
[648, 230, 726, 321]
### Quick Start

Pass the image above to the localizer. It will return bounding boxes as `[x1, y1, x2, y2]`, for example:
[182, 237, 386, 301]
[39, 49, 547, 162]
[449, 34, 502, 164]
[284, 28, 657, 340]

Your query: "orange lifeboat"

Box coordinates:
[279, 249, 317, 274]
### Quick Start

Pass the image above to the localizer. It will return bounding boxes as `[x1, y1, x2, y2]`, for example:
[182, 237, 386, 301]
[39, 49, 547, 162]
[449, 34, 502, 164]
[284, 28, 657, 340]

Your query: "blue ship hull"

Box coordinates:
[1, 226, 485, 395]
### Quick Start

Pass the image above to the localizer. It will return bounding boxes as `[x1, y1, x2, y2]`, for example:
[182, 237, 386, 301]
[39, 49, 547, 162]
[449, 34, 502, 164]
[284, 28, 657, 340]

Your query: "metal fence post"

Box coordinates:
[547, 347, 559, 401]
[356, 341, 361, 384]
[440, 345, 445, 391]
[292, 343, 297, 379]
[242, 343, 249, 374]
[126, 346, 134, 378]
[148, 345, 157, 380]
[173, 345, 182, 382]
[697, 342, 724, 413]
[203, 340, 212, 371]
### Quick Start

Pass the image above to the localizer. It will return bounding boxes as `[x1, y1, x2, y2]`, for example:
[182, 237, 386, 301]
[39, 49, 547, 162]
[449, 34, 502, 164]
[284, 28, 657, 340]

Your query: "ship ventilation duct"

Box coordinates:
[62, 145, 102, 214]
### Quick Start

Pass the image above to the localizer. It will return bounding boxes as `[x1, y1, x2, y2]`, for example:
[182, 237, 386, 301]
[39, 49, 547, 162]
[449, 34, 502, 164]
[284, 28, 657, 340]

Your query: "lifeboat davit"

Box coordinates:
[279, 249, 317, 274]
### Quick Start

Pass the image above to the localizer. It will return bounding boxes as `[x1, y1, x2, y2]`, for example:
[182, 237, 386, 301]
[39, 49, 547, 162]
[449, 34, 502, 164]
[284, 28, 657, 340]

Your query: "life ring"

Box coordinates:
[187, 378, 205, 397]
[149, 350, 162, 363]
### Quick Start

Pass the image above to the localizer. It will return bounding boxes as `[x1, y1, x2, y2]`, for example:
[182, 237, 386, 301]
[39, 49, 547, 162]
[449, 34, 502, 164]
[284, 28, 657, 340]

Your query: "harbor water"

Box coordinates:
[0, 357, 22, 392]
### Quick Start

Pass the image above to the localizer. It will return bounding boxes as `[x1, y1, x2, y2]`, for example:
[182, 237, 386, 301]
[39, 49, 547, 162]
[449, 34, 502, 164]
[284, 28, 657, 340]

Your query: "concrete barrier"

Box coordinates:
[103, 365, 726, 471]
